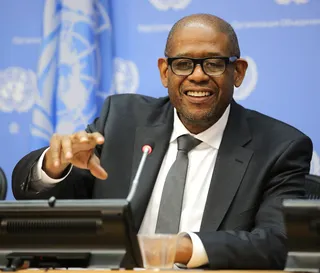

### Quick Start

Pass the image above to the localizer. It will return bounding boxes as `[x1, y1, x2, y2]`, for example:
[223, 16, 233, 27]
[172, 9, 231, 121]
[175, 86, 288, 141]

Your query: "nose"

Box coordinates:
[187, 64, 210, 82]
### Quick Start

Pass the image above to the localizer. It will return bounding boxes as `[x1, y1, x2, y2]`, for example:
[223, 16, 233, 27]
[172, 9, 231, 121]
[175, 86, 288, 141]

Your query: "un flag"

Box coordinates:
[31, 0, 112, 149]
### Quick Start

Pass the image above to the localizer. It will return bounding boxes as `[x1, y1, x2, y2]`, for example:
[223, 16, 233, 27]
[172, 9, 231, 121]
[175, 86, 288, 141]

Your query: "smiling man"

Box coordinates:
[158, 16, 247, 134]
[12, 14, 312, 269]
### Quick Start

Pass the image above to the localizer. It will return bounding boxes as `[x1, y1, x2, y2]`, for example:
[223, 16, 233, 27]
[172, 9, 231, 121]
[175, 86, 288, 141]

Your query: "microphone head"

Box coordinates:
[142, 142, 154, 155]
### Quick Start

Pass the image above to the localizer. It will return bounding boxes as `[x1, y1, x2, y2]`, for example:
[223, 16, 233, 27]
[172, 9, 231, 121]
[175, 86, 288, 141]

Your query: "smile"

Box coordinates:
[186, 91, 211, 97]
[182, 90, 215, 104]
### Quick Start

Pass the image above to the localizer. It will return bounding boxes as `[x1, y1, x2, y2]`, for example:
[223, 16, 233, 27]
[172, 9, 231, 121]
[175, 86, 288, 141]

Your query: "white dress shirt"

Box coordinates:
[33, 105, 230, 268]
[139, 105, 230, 267]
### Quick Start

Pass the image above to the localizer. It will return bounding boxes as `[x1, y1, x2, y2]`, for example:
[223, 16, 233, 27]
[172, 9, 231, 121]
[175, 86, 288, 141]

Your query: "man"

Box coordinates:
[12, 14, 312, 269]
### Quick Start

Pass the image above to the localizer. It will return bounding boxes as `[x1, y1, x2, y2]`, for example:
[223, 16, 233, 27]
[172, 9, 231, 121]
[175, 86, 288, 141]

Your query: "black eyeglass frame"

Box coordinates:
[167, 56, 238, 77]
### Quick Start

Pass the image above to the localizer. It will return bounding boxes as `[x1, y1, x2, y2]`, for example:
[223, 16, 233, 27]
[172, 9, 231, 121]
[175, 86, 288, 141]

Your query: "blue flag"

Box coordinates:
[31, 0, 113, 149]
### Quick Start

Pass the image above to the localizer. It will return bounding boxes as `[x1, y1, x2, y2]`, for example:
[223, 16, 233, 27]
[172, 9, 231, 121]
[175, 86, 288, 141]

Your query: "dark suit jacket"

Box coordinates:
[12, 94, 312, 269]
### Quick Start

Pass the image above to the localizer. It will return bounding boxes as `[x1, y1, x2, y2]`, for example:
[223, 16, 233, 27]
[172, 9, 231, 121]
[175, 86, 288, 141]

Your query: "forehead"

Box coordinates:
[169, 24, 230, 57]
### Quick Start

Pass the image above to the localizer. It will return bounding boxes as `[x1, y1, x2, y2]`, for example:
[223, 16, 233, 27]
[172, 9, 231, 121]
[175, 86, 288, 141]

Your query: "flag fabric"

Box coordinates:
[31, 0, 112, 149]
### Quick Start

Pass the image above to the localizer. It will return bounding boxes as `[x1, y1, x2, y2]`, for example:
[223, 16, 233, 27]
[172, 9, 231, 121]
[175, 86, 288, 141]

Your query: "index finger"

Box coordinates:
[49, 133, 62, 167]
[89, 132, 104, 145]
[73, 131, 90, 143]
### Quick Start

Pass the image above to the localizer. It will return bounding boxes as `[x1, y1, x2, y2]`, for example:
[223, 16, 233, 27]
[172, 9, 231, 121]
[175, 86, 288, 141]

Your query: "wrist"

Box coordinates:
[175, 234, 193, 264]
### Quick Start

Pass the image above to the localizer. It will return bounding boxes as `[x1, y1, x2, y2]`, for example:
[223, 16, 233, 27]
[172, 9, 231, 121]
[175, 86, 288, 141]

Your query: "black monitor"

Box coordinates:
[0, 198, 143, 270]
[282, 199, 320, 272]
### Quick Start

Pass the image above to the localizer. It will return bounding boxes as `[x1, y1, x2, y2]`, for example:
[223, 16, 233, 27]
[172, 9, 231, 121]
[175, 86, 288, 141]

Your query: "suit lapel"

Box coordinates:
[201, 101, 253, 231]
[130, 107, 174, 230]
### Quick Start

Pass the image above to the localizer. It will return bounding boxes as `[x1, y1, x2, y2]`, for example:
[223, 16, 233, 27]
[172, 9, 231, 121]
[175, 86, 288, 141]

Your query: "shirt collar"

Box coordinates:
[170, 104, 230, 150]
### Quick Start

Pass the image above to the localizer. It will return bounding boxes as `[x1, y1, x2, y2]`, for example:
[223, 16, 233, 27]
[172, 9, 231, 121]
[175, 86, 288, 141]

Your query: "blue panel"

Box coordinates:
[0, 0, 319, 199]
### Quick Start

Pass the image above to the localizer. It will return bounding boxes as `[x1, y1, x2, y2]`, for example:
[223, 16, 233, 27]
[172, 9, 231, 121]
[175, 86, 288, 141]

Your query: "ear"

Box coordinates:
[158, 58, 168, 88]
[234, 58, 248, 88]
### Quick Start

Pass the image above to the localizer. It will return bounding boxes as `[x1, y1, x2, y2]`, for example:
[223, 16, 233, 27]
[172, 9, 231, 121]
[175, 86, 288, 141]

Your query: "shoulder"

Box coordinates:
[235, 105, 313, 167]
[239, 104, 311, 145]
[107, 94, 170, 109]
[100, 94, 173, 125]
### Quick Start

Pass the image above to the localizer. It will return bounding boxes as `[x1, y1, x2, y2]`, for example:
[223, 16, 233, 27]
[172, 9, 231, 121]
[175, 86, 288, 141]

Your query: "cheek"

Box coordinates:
[216, 77, 234, 99]
[167, 77, 183, 97]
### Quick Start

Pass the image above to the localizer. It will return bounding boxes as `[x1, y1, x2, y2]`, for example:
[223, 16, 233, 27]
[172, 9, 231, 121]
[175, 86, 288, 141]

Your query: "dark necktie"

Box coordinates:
[155, 134, 202, 234]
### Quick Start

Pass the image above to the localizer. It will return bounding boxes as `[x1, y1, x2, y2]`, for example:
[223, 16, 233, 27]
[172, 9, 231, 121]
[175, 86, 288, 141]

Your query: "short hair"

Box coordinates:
[165, 14, 240, 58]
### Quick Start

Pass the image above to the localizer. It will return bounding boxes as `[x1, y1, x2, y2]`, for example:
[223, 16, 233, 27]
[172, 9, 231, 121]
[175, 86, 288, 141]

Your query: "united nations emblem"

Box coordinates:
[31, 0, 111, 144]
[0, 67, 37, 113]
[234, 56, 258, 101]
[110, 58, 139, 95]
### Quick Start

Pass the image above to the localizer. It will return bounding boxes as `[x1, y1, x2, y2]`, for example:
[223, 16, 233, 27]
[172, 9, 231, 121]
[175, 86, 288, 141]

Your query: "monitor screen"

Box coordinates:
[282, 199, 320, 272]
[283, 199, 320, 252]
[0, 199, 143, 269]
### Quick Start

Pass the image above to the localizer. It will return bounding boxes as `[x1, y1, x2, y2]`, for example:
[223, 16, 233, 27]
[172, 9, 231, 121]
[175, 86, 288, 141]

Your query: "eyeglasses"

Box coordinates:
[167, 56, 238, 77]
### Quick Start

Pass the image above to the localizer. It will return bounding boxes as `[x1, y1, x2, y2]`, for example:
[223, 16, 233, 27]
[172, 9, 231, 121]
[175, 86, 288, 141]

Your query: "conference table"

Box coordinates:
[3, 269, 285, 273]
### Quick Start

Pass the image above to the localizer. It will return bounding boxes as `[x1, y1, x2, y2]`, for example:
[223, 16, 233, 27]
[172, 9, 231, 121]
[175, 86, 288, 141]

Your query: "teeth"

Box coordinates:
[186, 91, 211, 97]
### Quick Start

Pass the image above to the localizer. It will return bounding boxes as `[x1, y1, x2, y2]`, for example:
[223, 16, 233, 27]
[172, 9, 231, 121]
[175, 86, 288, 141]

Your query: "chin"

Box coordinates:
[183, 110, 215, 124]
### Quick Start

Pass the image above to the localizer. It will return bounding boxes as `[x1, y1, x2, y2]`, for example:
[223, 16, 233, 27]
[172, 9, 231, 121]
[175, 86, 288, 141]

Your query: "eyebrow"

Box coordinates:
[172, 52, 225, 58]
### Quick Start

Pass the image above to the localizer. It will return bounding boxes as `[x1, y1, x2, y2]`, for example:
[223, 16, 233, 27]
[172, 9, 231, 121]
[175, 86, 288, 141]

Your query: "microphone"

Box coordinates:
[126, 142, 154, 202]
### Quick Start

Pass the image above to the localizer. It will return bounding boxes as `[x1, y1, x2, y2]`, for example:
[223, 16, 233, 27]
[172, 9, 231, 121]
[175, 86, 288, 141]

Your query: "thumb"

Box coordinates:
[88, 154, 108, 180]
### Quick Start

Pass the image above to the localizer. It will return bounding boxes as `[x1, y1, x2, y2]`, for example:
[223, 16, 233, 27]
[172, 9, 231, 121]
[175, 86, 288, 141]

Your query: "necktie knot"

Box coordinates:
[177, 134, 202, 153]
